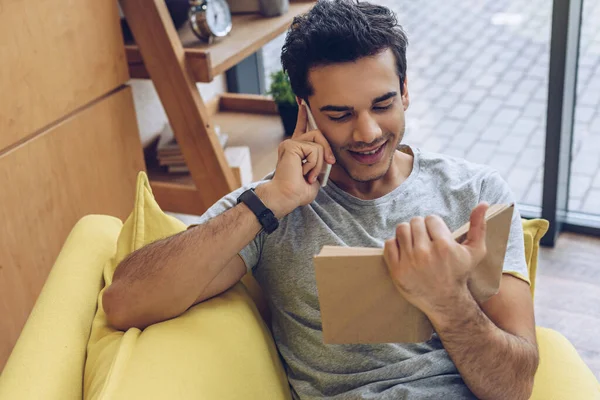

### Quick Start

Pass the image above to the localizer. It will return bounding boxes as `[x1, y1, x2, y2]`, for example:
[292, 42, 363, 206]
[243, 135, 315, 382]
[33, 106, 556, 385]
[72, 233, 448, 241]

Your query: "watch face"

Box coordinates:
[206, 0, 232, 38]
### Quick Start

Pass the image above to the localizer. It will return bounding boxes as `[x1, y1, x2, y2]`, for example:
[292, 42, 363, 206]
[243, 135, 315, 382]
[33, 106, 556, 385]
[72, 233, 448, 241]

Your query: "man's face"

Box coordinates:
[307, 49, 410, 183]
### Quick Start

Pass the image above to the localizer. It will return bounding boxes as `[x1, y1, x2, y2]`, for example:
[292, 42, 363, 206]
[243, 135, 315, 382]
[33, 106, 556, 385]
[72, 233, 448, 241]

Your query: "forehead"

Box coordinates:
[308, 49, 400, 107]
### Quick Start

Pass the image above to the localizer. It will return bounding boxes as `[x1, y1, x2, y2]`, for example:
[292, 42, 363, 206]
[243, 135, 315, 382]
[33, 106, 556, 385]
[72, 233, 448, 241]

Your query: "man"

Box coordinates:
[104, 1, 539, 399]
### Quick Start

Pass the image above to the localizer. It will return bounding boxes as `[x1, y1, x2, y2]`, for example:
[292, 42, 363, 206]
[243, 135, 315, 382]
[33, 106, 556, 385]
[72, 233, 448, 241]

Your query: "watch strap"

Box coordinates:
[237, 188, 279, 234]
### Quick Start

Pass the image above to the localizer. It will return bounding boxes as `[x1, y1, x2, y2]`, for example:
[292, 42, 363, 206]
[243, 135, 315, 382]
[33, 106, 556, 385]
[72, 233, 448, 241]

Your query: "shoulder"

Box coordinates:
[415, 147, 514, 202]
[416, 147, 499, 183]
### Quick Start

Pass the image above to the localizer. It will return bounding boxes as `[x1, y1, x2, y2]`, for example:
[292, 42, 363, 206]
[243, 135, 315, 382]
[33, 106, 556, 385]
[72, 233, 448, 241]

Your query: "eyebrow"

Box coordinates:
[319, 91, 398, 112]
[372, 91, 397, 104]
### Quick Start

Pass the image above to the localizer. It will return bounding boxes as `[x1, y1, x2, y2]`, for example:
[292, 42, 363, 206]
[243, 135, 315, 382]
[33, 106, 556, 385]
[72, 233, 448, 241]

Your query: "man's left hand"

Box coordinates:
[383, 203, 489, 318]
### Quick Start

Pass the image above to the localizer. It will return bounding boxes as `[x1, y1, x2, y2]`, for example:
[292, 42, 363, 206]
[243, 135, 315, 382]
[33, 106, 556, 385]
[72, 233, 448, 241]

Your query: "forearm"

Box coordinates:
[105, 182, 290, 329]
[429, 290, 539, 400]
[104, 202, 259, 327]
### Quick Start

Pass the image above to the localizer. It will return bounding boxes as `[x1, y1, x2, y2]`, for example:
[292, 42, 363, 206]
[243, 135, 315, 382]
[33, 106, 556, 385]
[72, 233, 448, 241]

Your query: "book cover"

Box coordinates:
[314, 203, 515, 344]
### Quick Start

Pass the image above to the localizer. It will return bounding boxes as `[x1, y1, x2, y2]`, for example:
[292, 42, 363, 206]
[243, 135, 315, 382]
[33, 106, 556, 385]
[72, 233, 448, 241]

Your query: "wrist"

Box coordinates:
[254, 182, 296, 219]
[427, 286, 476, 332]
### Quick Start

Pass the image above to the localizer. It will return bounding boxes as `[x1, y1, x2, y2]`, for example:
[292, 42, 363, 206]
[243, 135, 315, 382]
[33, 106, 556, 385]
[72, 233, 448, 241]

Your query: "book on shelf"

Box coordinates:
[156, 123, 229, 173]
[314, 203, 515, 345]
[158, 155, 185, 166]
[164, 146, 253, 187]
[156, 124, 229, 154]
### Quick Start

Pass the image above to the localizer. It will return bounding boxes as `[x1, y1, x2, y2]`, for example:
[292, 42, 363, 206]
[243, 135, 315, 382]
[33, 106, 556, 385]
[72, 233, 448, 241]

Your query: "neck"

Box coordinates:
[330, 149, 414, 200]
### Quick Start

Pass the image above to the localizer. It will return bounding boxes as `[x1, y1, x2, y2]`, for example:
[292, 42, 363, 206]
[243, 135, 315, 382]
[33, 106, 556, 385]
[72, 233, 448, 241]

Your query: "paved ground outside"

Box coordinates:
[263, 0, 600, 216]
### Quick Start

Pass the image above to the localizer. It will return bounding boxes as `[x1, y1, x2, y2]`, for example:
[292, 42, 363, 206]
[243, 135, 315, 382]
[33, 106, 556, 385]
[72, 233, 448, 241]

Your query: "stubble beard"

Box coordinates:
[334, 131, 404, 183]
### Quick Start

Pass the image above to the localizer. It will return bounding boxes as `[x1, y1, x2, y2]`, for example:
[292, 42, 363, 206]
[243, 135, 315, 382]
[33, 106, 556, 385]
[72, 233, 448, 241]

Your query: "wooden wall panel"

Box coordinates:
[0, 86, 145, 369]
[0, 0, 129, 151]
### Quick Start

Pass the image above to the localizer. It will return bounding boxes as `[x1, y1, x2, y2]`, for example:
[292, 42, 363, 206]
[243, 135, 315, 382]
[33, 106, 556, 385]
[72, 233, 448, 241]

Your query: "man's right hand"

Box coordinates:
[256, 103, 336, 219]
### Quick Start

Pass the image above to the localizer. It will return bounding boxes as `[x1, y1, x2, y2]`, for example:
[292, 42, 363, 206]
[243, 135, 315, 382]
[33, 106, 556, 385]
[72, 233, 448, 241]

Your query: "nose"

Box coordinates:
[352, 110, 383, 145]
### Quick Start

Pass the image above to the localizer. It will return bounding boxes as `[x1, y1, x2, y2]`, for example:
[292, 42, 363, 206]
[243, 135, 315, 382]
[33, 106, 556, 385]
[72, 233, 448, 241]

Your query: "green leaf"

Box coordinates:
[267, 70, 296, 105]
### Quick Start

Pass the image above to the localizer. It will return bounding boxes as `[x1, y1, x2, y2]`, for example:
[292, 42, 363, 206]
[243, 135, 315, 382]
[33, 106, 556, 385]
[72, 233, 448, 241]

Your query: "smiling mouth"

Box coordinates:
[349, 141, 386, 155]
[350, 147, 382, 155]
[348, 141, 388, 164]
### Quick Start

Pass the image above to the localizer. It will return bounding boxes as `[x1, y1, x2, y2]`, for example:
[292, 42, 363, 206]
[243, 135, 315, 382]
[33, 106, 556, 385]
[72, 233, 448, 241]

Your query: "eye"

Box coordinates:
[328, 113, 352, 122]
[373, 102, 394, 112]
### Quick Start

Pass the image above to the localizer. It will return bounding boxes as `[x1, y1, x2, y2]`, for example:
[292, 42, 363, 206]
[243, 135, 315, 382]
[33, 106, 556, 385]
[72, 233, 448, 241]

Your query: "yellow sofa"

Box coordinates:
[1, 174, 599, 400]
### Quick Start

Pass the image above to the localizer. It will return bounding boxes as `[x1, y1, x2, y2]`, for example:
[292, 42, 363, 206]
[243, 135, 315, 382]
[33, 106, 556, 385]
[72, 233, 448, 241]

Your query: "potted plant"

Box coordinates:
[268, 70, 298, 136]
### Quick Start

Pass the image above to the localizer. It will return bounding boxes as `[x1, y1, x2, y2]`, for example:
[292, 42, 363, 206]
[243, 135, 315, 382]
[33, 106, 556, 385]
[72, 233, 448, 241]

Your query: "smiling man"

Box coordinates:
[104, 1, 539, 399]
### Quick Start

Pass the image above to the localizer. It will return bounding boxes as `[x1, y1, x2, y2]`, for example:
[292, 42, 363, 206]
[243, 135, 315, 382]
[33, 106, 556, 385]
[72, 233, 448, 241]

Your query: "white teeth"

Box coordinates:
[358, 147, 379, 155]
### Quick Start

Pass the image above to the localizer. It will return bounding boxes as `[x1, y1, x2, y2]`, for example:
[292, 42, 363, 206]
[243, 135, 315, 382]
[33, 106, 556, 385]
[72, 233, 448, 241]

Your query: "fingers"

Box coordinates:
[465, 202, 489, 247]
[292, 103, 308, 137]
[292, 104, 336, 164]
[384, 238, 399, 266]
[424, 215, 452, 242]
[308, 145, 324, 184]
[409, 217, 430, 249]
[301, 144, 323, 184]
[304, 130, 336, 164]
[396, 223, 412, 255]
[301, 151, 316, 176]
[279, 138, 327, 184]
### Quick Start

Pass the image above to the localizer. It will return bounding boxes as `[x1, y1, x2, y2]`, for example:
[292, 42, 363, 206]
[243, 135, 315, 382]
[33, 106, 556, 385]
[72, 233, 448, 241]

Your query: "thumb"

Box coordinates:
[463, 202, 489, 250]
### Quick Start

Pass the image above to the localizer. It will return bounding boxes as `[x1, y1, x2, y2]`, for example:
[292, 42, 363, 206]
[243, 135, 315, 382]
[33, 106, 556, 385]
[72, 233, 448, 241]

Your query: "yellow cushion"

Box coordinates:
[521, 219, 549, 297]
[84, 172, 291, 400]
[532, 327, 600, 399]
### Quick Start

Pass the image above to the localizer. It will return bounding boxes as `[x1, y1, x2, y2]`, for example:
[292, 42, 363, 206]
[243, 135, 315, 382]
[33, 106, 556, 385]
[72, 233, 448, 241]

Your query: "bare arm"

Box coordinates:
[429, 275, 538, 400]
[103, 183, 289, 331]
[104, 103, 336, 331]
[384, 205, 538, 400]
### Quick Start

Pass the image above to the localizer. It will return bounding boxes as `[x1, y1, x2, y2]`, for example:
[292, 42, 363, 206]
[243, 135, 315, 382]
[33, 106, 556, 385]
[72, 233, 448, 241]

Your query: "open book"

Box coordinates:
[314, 203, 515, 344]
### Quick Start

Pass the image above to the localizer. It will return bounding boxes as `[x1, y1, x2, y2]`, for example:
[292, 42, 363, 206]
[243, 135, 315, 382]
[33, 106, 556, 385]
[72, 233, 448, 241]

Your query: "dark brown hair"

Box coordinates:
[281, 0, 409, 100]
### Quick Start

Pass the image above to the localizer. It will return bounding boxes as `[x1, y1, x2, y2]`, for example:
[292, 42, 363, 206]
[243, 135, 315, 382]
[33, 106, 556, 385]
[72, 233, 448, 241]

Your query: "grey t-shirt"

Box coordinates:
[196, 146, 528, 399]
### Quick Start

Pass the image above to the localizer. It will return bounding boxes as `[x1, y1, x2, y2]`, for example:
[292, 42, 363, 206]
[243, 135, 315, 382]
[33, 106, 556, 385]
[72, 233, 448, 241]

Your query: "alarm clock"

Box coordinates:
[189, 0, 233, 43]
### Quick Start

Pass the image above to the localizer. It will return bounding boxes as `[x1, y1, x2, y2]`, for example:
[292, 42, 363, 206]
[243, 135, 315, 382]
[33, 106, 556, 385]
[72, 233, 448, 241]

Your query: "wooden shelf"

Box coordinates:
[146, 160, 204, 215]
[126, 1, 314, 82]
[121, 0, 306, 216]
[147, 94, 286, 215]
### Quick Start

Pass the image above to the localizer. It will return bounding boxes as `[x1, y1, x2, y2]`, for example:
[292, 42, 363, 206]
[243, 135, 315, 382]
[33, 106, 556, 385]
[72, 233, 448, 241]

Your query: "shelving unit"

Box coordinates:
[120, 0, 314, 215]
[125, 2, 313, 82]
[146, 93, 283, 215]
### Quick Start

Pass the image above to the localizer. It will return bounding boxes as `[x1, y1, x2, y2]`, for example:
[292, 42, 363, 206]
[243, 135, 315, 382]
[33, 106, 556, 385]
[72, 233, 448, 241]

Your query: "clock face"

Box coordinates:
[206, 0, 232, 37]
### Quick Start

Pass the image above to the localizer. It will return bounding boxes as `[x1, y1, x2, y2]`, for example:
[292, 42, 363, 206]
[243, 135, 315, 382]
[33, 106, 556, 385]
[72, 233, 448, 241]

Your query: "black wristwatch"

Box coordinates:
[237, 188, 279, 234]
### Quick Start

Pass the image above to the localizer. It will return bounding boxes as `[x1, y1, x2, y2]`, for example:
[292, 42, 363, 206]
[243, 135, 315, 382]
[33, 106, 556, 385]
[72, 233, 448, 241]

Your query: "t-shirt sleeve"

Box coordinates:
[479, 170, 530, 285]
[190, 182, 268, 272]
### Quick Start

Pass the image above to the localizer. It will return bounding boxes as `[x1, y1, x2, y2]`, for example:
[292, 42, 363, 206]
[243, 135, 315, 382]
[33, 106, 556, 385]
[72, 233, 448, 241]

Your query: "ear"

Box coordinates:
[296, 96, 303, 106]
[401, 75, 410, 111]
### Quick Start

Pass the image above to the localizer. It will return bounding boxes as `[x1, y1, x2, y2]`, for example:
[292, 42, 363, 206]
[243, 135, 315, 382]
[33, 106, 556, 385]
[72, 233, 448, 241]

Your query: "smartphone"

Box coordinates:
[302, 100, 332, 187]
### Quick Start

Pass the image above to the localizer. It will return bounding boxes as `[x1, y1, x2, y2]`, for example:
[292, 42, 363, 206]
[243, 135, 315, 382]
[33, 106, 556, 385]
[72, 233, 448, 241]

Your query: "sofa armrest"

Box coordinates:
[84, 282, 291, 400]
[0, 215, 122, 400]
[532, 327, 600, 399]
